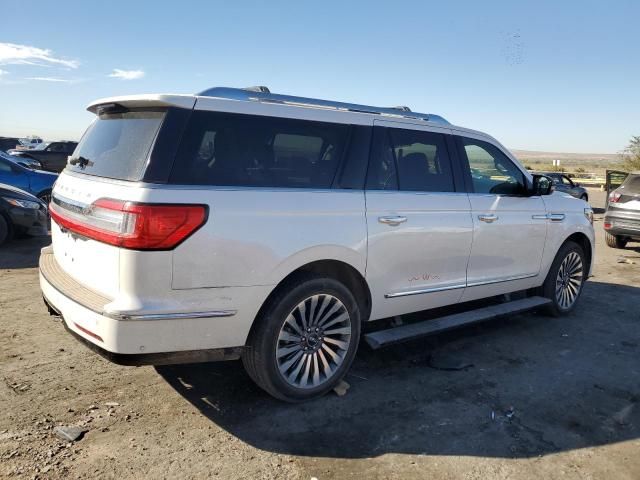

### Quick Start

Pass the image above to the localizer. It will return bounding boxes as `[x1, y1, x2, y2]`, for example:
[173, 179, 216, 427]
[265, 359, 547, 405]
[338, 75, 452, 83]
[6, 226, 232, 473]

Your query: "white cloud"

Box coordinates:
[26, 76, 73, 83]
[109, 68, 144, 80]
[0, 42, 79, 69]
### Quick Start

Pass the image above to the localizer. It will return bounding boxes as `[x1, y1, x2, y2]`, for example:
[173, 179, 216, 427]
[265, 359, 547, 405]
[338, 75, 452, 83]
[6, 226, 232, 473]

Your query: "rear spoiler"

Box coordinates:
[87, 94, 196, 114]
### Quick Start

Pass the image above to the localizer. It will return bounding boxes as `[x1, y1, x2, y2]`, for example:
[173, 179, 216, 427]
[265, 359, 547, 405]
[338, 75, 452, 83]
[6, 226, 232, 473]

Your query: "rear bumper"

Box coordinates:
[45, 296, 242, 366]
[39, 246, 270, 360]
[604, 212, 640, 238]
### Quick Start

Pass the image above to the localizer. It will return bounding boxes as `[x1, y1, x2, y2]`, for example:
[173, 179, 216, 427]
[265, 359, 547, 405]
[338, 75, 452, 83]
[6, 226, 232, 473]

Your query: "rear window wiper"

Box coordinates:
[68, 156, 94, 168]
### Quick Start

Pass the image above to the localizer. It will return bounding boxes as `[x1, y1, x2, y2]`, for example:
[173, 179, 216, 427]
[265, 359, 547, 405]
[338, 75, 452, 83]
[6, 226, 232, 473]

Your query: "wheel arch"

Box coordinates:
[247, 258, 373, 344]
[563, 231, 593, 276]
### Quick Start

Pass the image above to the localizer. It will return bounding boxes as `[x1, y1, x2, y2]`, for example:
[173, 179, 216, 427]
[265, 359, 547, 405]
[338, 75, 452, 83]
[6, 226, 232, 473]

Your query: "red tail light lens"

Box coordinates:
[609, 191, 621, 203]
[50, 198, 207, 250]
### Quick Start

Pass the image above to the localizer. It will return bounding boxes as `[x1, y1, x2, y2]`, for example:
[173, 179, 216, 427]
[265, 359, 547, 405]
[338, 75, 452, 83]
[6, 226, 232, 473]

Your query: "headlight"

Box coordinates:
[584, 207, 594, 224]
[2, 197, 42, 209]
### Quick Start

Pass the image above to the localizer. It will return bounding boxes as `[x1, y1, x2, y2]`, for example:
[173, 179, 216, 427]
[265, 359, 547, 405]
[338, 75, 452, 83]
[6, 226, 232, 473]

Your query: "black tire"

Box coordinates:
[37, 189, 52, 205]
[541, 240, 586, 316]
[242, 273, 361, 402]
[605, 232, 627, 249]
[0, 215, 8, 246]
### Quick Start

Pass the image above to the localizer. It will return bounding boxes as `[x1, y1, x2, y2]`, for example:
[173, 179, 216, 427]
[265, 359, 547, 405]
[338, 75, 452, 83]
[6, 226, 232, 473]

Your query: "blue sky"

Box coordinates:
[1, 0, 638, 153]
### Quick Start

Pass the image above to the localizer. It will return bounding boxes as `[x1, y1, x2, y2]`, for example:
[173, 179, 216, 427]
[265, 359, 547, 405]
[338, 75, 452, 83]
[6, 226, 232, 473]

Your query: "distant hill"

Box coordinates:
[510, 149, 620, 171]
[511, 149, 619, 163]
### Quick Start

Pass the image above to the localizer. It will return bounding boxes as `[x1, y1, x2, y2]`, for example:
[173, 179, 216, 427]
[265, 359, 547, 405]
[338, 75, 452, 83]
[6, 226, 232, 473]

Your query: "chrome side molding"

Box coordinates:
[385, 273, 539, 298]
[385, 283, 466, 298]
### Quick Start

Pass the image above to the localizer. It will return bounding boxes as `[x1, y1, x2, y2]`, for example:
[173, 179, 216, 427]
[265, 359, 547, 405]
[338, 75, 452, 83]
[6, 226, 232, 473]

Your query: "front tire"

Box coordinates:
[605, 232, 627, 249]
[243, 274, 361, 402]
[541, 241, 586, 316]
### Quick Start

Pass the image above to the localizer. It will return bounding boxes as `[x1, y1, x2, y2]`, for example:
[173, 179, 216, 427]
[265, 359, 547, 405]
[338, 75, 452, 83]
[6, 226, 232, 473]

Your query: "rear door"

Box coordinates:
[455, 135, 547, 291]
[605, 169, 629, 205]
[365, 121, 473, 320]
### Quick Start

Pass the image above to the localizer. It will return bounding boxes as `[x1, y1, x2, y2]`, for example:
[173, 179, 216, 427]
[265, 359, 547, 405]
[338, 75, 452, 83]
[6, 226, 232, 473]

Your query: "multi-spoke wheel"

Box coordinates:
[555, 251, 583, 310]
[276, 294, 352, 389]
[541, 241, 587, 316]
[243, 274, 361, 402]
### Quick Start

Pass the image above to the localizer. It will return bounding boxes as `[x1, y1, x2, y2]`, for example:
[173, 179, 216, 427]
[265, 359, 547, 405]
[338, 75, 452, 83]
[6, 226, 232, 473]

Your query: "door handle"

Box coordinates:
[478, 214, 498, 223]
[378, 215, 407, 226]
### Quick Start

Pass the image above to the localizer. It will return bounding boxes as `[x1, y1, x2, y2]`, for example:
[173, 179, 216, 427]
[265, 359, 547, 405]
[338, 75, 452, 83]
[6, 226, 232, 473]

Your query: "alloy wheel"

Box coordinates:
[275, 294, 352, 389]
[555, 251, 583, 309]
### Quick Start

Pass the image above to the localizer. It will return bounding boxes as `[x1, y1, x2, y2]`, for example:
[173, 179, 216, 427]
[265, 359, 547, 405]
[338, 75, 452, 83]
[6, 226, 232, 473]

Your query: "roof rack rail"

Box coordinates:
[196, 86, 450, 125]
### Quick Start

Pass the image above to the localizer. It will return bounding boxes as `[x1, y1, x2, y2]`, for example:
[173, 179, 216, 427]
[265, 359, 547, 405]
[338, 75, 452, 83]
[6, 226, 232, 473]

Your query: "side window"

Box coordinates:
[171, 111, 349, 189]
[366, 127, 455, 192]
[460, 137, 526, 195]
[561, 175, 572, 185]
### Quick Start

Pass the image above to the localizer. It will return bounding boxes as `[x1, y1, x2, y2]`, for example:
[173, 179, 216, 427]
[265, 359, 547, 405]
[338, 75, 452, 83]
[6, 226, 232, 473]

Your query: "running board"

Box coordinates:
[364, 296, 552, 349]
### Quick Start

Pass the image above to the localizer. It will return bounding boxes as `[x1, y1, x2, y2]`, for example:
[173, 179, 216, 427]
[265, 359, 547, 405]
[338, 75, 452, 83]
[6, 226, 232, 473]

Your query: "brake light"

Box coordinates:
[609, 191, 621, 203]
[49, 198, 207, 250]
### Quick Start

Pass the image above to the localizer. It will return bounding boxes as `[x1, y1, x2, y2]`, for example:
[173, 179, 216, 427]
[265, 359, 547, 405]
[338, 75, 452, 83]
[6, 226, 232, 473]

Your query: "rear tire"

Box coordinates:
[605, 232, 627, 249]
[540, 241, 586, 316]
[0, 215, 8, 246]
[242, 273, 361, 402]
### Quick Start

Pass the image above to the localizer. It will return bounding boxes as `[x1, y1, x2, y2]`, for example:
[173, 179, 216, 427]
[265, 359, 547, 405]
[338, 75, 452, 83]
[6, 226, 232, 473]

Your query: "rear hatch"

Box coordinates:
[609, 174, 640, 212]
[49, 107, 172, 298]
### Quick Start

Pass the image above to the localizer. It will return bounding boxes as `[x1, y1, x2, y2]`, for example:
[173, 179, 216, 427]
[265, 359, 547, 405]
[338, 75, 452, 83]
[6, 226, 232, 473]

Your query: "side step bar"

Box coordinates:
[364, 296, 552, 349]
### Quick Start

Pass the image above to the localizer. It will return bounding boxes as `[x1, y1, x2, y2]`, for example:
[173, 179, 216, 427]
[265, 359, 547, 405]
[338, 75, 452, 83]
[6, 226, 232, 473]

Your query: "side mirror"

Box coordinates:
[531, 174, 554, 196]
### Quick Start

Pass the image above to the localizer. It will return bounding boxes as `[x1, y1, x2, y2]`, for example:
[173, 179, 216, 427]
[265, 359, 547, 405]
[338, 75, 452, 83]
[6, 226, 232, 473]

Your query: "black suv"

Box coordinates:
[11, 141, 78, 173]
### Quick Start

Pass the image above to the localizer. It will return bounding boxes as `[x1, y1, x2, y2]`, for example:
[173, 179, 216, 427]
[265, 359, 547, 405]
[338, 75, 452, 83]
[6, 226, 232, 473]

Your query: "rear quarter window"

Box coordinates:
[169, 111, 349, 189]
[67, 110, 165, 181]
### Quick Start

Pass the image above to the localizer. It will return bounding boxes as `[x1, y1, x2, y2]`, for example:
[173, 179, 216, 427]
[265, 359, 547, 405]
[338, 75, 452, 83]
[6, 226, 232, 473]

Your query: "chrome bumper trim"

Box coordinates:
[105, 310, 237, 321]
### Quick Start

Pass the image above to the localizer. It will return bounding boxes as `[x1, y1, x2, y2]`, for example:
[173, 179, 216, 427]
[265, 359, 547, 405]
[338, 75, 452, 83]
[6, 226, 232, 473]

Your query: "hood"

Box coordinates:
[0, 183, 43, 203]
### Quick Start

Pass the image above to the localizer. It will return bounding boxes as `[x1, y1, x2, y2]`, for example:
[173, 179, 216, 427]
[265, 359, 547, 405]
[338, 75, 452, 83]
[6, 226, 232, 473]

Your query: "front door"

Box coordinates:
[365, 121, 473, 320]
[455, 135, 547, 292]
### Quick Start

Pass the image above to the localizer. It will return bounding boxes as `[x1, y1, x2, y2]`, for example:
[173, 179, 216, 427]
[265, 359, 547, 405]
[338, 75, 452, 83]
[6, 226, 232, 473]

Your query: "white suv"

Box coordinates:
[40, 86, 595, 401]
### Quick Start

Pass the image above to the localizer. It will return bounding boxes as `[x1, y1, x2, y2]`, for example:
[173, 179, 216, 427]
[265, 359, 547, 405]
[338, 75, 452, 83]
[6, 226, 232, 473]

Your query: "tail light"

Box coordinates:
[604, 222, 612, 230]
[608, 191, 621, 203]
[49, 198, 207, 250]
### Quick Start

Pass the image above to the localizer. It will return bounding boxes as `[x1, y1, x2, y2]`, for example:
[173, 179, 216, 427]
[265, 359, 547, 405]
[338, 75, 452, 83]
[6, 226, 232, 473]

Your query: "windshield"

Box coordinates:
[67, 110, 165, 181]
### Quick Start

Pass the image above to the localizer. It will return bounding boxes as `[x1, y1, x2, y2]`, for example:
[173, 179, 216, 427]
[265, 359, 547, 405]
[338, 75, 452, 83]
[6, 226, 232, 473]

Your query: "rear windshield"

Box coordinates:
[67, 110, 165, 181]
[621, 174, 640, 192]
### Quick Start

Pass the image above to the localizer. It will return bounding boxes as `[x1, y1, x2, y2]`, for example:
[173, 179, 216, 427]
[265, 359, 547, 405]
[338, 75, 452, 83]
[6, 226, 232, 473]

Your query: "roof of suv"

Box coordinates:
[85, 86, 513, 162]
[87, 86, 487, 132]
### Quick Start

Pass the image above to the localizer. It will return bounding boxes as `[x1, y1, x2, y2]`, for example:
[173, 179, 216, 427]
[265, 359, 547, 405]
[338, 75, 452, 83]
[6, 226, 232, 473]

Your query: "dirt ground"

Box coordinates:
[1, 188, 639, 480]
